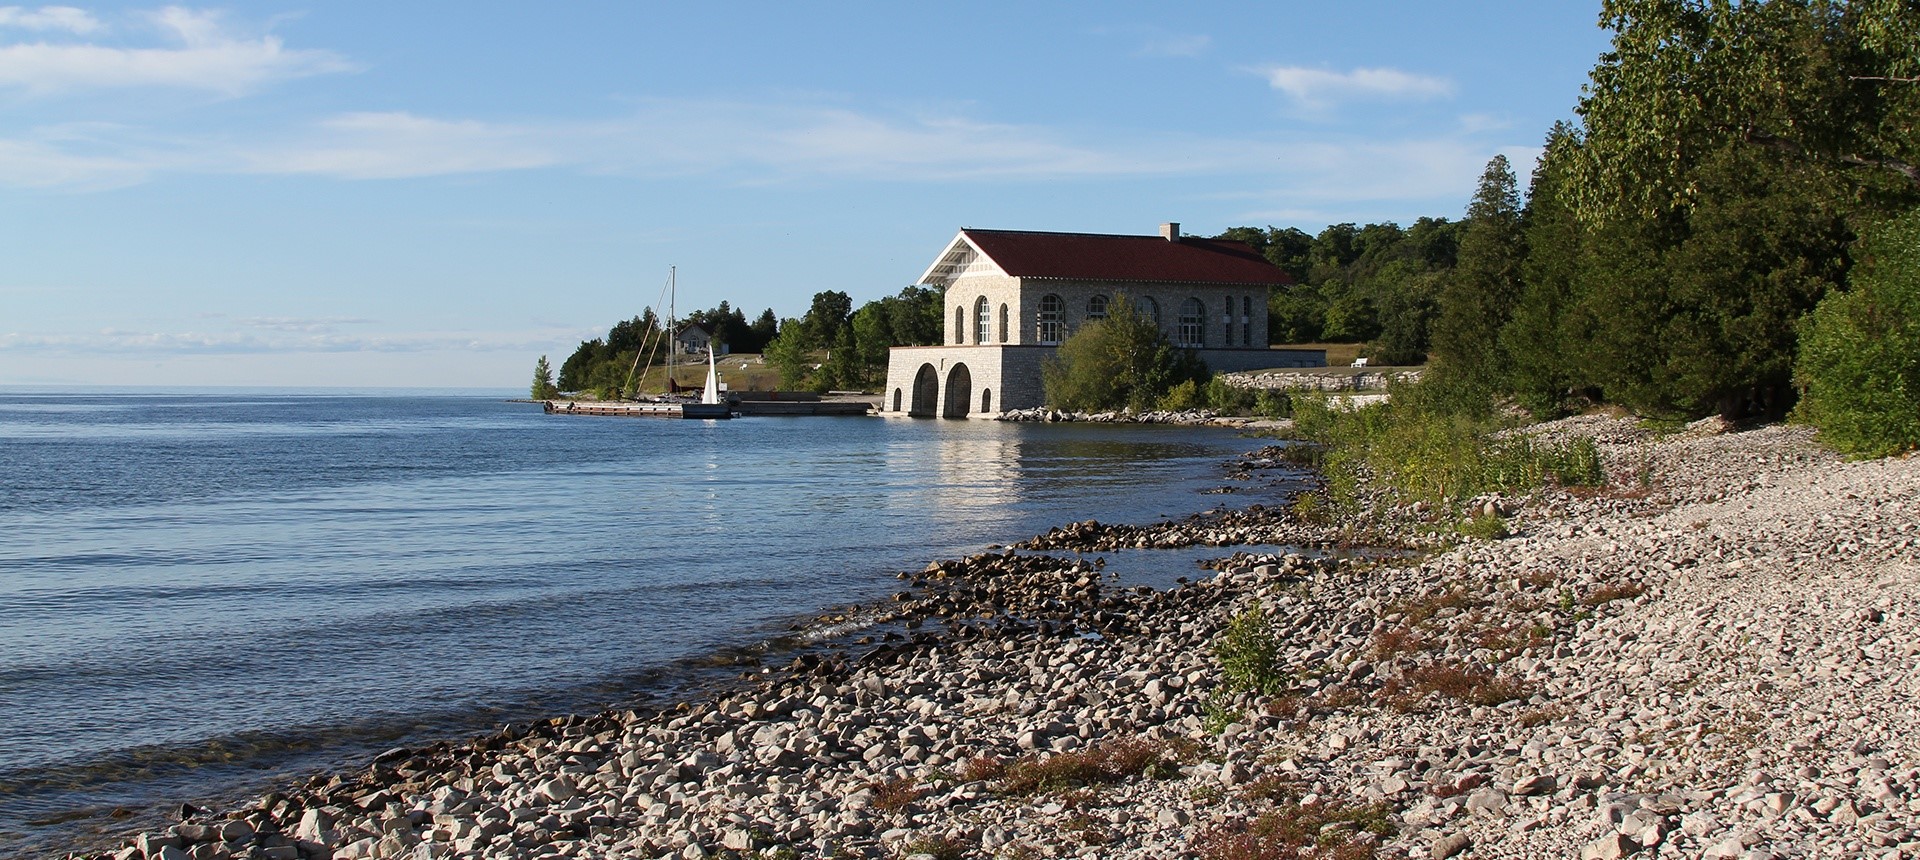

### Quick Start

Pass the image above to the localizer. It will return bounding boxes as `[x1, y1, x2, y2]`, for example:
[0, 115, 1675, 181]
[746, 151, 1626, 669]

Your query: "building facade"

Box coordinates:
[883, 224, 1325, 417]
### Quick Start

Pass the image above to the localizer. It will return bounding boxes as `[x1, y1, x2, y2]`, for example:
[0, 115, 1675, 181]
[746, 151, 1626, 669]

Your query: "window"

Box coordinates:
[998, 304, 1009, 343]
[1142, 297, 1160, 325]
[1178, 298, 1206, 347]
[974, 296, 990, 345]
[1223, 295, 1234, 345]
[1087, 295, 1109, 321]
[954, 307, 966, 344]
[1242, 296, 1253, 346]
[1037, 294, 1064, 344]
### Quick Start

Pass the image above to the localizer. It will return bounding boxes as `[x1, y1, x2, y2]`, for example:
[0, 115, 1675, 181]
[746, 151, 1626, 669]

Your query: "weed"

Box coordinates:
[1216, 605, 1285, 695]
[1581, 582, 1647, 606]
[959, 754, 1007, 783]
[1456, 512, 1510, 541]
[1383, 661, 1530, 711]
[867, 776, 923, 813]
[998, 737, 1196, 795]
[1203, 693, 1242, 735]
[1238, 774, 1304, 804]
[1193, 799, 1396, 860]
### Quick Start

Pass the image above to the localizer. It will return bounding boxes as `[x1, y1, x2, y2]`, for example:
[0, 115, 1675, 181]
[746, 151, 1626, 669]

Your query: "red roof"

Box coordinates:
[961, 229, 1291, 286]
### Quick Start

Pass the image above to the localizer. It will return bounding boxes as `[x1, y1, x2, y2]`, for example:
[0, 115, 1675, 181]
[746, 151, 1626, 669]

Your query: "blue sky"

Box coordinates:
[0, 2, 1614, 388]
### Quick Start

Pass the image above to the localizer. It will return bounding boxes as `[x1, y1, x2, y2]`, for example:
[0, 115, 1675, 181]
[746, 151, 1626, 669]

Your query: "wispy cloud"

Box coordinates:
[0, 6, 354, 96]
[1255, 65, 1453, 110]
[0, 5, 101, 34]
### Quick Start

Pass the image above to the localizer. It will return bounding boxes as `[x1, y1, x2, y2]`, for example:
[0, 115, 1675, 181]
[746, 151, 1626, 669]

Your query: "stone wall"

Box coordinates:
[882, 346, 1327, 418]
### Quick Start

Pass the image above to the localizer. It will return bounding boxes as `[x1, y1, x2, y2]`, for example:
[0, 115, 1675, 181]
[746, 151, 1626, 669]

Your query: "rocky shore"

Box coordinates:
[68, 416, 1918, 860]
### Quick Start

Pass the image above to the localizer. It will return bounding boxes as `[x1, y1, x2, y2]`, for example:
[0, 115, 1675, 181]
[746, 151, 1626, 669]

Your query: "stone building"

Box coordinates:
[882, 223, 1325, 417]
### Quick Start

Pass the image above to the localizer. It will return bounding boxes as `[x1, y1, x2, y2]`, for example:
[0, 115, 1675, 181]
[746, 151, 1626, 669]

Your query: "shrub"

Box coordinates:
[1043, 295, 1206, 411]
[1214, 606, 1284, 695]
[1456, 513, 1510, 541]
[1159, 378, 1205, 412]
[1193, 799, 1395, 860]
[997, 737, 1193, 795]
[1794, 210, 1920, 458]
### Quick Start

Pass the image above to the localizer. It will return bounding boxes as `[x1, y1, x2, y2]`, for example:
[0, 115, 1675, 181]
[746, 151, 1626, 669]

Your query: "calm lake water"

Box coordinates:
[0, 389, 1306, 855]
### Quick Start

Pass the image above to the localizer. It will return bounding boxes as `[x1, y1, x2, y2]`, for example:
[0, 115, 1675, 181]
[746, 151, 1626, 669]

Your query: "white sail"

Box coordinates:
[701, 343, 721, 405]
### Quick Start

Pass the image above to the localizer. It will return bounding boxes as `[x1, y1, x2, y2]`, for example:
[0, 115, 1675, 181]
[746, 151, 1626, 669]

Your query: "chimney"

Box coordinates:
[1160, 222, 1181, 242]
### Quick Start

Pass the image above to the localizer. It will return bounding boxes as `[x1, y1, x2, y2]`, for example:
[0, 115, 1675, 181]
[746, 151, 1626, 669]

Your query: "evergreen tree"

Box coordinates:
[531, 355, 559, 400]
[1431, 155, 1526, 402]
[1502, 123, 1588, 417]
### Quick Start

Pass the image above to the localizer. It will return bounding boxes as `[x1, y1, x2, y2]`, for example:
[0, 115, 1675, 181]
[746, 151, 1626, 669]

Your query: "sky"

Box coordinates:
[0, 2, 1617, 388]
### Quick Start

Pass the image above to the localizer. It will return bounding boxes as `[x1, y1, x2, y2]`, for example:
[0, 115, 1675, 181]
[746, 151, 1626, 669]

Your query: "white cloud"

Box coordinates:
[1256, 65, 1453, 109]
[0, 5, 101, 34]
[0, 6, 354, 96]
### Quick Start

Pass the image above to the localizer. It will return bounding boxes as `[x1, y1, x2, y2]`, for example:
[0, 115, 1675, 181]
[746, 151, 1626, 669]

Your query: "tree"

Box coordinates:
[1502, 122, 1589, 417]
[763, 320, 813, 390]
[1794, 208, 1920, 456]
[748, 309, 779, 353]
[799, 291, 854, 350]
[1431, 155, 1526, 398]
[1042, 296, 1205, 411]
[531, 355, 559, 400]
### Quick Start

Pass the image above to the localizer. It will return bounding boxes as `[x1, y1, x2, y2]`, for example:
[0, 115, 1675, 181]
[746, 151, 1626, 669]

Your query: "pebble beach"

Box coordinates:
[67, 415, 1919, 860]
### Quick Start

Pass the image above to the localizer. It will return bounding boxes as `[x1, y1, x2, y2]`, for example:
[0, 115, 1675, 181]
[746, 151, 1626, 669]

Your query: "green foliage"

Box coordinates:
[1432, 155, 1526, 397]
[1794, 209, 1920, 457]
[1214, 606, 1284, 696]
[1042, 296, 1205, 411]
[1158, 379, 1204, 412]
[530, 355, 559, 400]
[1456, 513, 1511, 541]
[1291, 382, 1607, 516]
[763, 321, 814, 390]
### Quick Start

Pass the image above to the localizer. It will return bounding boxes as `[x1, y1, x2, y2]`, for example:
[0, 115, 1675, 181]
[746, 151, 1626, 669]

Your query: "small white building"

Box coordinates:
[675, 323, 728, 356]
[882, 223, 1325, 418]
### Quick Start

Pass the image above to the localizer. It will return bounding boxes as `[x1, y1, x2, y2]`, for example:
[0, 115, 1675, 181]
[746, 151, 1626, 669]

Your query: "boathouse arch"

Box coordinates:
[942, 363, 973, 419]
[910, 364, 939, 416]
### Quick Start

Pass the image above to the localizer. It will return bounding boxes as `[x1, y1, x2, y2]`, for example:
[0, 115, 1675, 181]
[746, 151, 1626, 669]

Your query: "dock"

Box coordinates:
[541, 400, 732, 420]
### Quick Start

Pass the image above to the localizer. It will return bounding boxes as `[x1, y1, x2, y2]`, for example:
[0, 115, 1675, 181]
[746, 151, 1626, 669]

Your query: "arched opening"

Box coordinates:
[981, 388, 993, 413]
[997, 303, 1009, 343]
[1142, 296, 1161, 326]
[891, 387, 902, 412]
[910, 364, 939, 416]
[1243, 296, 1254, 346]
[974, 297, 990, 344]
[1178, 297, 1206, 347]
[953, 307, 966, 344]
[942, 363, 973, 419]
[1087, 294, 1109, 321]
[1036, 294, 1064, 344]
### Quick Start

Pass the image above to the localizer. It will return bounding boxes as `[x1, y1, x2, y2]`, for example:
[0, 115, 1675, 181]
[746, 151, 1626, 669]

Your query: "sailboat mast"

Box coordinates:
[667, 266, 676, 392]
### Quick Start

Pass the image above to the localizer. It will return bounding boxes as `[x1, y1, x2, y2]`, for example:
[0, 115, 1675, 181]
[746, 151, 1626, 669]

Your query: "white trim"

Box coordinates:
[916, 231, 1005, 287]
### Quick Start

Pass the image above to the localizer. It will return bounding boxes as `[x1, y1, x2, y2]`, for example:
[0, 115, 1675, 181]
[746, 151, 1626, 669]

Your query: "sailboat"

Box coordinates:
[677, 344, 732, 419]
[543, 267, 734, 420]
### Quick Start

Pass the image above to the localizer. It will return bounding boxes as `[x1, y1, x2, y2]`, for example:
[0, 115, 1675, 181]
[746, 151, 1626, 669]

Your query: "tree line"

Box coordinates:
[537, 285, 946, 399]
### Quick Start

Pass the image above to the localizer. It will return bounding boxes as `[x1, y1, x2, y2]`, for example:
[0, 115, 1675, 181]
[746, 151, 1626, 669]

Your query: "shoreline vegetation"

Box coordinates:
[61, 409, 1919, 860]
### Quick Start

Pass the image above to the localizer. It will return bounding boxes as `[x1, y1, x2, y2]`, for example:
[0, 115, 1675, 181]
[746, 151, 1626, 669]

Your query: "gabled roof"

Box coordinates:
[918, 228, 1291, 288]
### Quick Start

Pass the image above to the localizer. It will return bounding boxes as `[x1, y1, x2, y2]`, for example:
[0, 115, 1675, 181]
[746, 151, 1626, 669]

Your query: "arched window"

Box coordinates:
[954, 307, 966, 344]
[1178, 298, 1206, 347]
[1087, 295, 1110, 321]
[998, 304, 1009, 343]
[974, 296, 990, 345]
[892, 388, 902, 412]
[1242, 296, 1253, 346]
[1223, 295, 1234, 345]
[1142, 297, 1161, 326]
[1037, 294, 1064, 344]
